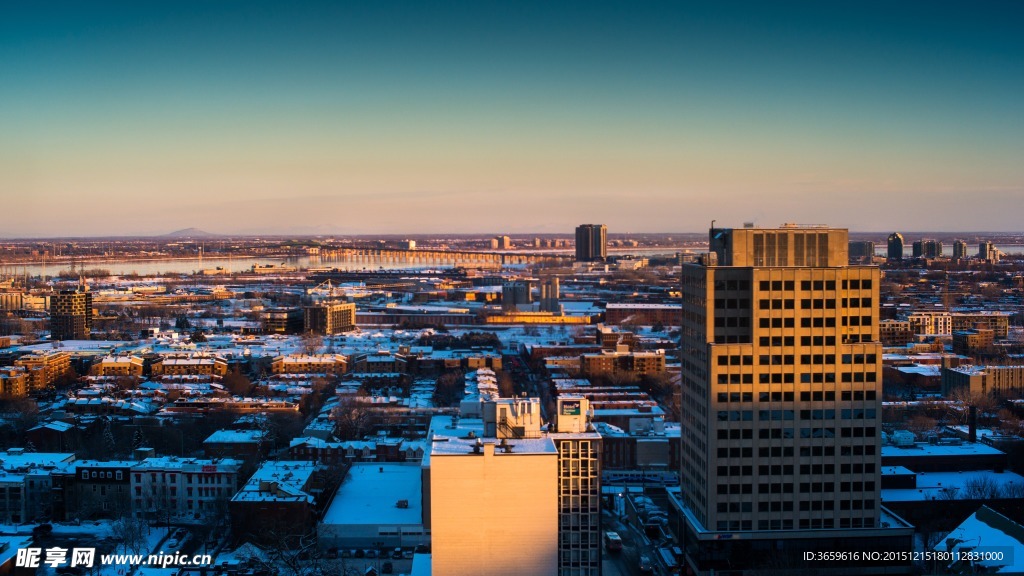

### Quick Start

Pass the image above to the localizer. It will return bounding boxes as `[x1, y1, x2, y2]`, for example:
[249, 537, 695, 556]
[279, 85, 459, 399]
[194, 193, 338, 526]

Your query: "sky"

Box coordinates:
[2, 1, 1023, 237]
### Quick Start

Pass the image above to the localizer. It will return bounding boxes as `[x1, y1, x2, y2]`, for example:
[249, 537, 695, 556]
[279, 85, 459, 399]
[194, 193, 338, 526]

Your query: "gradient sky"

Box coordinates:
[2, 1, 1022, 237]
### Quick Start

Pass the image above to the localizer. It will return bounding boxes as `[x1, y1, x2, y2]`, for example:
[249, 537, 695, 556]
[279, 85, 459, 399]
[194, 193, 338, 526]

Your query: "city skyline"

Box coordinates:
[3, 1, 1023, 236]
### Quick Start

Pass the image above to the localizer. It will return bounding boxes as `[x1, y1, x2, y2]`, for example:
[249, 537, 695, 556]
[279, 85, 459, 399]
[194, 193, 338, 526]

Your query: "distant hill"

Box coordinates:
[162, 228, 221, 238]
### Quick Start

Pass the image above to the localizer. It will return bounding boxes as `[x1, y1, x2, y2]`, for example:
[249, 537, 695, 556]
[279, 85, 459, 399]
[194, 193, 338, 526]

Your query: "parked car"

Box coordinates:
[639, 554, 654, 573]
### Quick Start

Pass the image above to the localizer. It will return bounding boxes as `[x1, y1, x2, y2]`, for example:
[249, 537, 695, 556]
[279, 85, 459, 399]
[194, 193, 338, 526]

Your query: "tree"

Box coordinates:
[963, 475, 1002, 500]
[497, 371, 516, 397]
[433, 370, 464, 407]
[332, 395, 372, 440]
[102, 418, 117, 455]
[131, 427, 149, 451]
[111, 515, 149, 556]
[190, 329, 207, 343]
[946, 387, 998, 425]
[300, 331, 323, 355]
[223, 369, 254, 396]
[907, 414, 937, 437]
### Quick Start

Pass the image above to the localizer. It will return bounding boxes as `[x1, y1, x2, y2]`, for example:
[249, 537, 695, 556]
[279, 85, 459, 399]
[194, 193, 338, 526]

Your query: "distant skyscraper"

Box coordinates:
[912, 239, 942, 259]
[952, 239, 968, 260]
[678, 224, 912, 573]
[574, 224, 607, 262]
[50, 289, 92, 341]
[886, 232, 903, 261]
[979, 241, 999, 262]
[847, 241, 875, 263]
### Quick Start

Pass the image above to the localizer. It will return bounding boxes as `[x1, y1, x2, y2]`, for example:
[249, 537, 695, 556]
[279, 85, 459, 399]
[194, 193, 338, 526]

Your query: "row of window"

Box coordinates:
[717, 390, 877, 403]
[718, 354, 877, 366]
[717, 371, 879, 385]
[81, 470, 124, 481]
[758, 298, 874, 311]
[716, 445, 876, 458]
[758, 280, 873, 291]
[718, 408, 877, 422]
[718, 462, 877, 478]
[716, 426, 878, 440]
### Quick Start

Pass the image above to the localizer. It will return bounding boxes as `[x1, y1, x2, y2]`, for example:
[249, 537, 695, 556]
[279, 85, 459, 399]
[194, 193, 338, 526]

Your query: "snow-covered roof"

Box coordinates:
[322, 462, 423, 527]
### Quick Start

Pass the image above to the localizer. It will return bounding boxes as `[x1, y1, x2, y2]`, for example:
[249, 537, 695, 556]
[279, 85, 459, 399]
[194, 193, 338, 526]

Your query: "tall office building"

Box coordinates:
[303, 301, 356, 335]
[574, 224, 607, 262]
[678, 224, 912, 574]
[886, 232, 903, 261]
[49, 289, 92, 341]
[952, 239, 969, 260]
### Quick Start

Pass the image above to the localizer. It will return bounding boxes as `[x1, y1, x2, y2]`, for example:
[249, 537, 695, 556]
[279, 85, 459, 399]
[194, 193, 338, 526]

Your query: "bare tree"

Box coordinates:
[300, 331, 323, 355]
[907, 414, 938, 437]
[332, 395, 372, 440]
[963, 475, 1002, 500]
[111, 515, 149, 556]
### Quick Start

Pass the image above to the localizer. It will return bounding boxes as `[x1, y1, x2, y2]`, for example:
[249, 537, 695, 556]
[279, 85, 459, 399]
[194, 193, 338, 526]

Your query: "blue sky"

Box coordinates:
[2, 1, 1022, 236]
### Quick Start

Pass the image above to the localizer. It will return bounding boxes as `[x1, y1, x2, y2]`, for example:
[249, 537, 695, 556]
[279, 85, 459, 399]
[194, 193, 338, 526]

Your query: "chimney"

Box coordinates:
[969, 406, 978, 443]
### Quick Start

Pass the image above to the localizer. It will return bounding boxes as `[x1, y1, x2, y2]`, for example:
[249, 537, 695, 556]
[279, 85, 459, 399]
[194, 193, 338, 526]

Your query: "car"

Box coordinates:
[381, 561, 394, 574]
[365, 549, 378, 558]
[165, 539, 180, 550]
[414, 544, 431, 554]
[354, 549, 365, 558]
[639, 554, 654, 573]
[32, 524, 54, 538]
[402, 549, 415, 559]
[341, 549, 353, 558]
[326, 548, 338, 559]
[392, 548, 403, 559]
[603, 531, 623, 552]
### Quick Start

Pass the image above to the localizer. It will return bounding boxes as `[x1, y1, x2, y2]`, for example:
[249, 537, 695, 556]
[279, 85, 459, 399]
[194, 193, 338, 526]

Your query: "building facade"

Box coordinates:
[575, 224, 607, 262]
[14, 350, 72, 391]
[678, 225, 911, 574]
[304, 301, 356, 335]
[886, 232, 903, 262]
[50, 289, 92, 341]
[952, 239, 969, 260]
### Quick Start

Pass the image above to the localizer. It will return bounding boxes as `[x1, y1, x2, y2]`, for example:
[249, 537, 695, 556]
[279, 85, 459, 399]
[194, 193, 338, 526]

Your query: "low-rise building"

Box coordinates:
[271, 354, 347, 375]
[131, 457, 243, 522]
[604, 303, 681, 326]
[229, 461, 328, 546]
[0, 449, 76, 523]
[89, 355, 144, 377]
[13, 350, 72, 391]
[151, 353, 229, 377]
[318, 462, 428, 550]
[0, 367, 29, 399]
[942, 365, 1024, 397]
[580, 347, 666, 377]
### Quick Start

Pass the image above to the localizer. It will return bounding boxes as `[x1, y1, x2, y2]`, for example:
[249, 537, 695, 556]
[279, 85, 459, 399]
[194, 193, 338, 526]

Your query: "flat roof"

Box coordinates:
[882, 442, 1005, 458]
[429, 436, 557, 456]
[882, 470, 1024, 502]
[322, 463, 423, 526]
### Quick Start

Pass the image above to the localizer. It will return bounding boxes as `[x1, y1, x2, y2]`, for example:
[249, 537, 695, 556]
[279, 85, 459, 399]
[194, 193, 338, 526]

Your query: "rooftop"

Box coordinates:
[321, 462, 423, 526]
